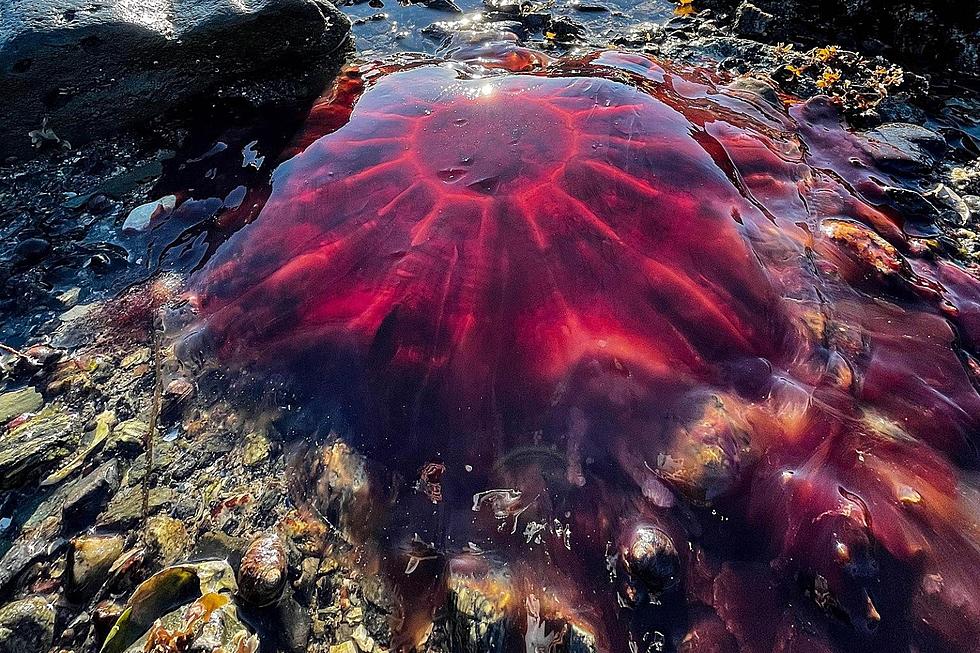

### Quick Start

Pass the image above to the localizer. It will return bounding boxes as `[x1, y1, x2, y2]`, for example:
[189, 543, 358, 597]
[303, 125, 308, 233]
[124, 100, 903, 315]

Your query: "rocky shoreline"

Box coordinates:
[1, 1, 979, 653]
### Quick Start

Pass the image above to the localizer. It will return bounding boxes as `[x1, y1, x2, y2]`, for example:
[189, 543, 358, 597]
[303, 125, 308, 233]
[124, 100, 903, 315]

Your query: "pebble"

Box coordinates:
[145, 515, 191, 565]
[238, 533, 288, 607]
[67, 534, 124, 598]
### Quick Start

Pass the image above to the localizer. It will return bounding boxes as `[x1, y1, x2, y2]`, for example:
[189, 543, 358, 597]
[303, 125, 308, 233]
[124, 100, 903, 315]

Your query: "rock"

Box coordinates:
[861, 122, 947, 174]
[121, 196, 176, 233]
[192, 532, 249, 569]
[11, 238, 51, 266]
[0, 596, 56, 653]
[238, 533, 288, 607]
[106, 419, 149, 456]
[242, 432, 271, 467]
[624, 526, 680, 595]
[98, 485, 174, 529]
[67, 534, 125, 599]
[145, 515, 191, 566]
[703, 0, 979, 74]
[62, 458, 121, 530]
[0, 387, 42, 424]
[732, 2, 772, 37]
[276, 591, 312, 653]
[0, 406, 77, 490]
[0, 537, 66, 595]
[92, 600, 125, 644]
[0, 0, 352, 159]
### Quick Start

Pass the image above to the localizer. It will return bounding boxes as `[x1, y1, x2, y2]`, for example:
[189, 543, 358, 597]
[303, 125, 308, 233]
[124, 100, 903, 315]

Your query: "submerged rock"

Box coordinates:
[62, 458, 121, 530]
[67, 534, 125, 599]
[238, 533, 288, 607]
[0, 387, 42, 424]
[0, 0, 352, 158]
[0, 597, 55, 653]
[0, 406, 77, 490]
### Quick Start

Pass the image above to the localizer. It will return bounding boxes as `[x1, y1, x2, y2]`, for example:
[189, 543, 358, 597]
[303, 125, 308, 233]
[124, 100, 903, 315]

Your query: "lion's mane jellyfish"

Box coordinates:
[185, 47, 980, 651]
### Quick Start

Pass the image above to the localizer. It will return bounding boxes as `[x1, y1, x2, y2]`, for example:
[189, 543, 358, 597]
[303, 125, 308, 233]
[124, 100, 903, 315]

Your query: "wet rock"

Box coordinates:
[732, 2, 772, 37]
[0, 597, 55, 653]
[276, 592, 312, 653]
[0, 537, 66, 595]
[98, 485, 174, 529]
[145, 515, 191, 566]
[0, 406, 77, 490]
[121, 196, 176, 233]
[92, 600, 125, 645]
[105, 419, 149, 457]
[544, 16, 585, 43]
[624, 526, 680, 596]
[238, 533, 288, 607]
[861, 122, 947, 174]
[192, 532, 249, 569]
[612, 21, 664, 47]
[11, 238, 51, 267]
[67, 534, 124, 599]
[242, 432, 271, 467]
[0, 0, 352, 158]
[62, 458, 121, 531]
[703, 0, 980, 74]
[0, 387, 42, 424]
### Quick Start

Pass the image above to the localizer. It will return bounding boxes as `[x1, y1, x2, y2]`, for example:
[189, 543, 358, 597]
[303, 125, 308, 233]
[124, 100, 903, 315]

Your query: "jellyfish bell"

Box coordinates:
[178, 44, 980, 651]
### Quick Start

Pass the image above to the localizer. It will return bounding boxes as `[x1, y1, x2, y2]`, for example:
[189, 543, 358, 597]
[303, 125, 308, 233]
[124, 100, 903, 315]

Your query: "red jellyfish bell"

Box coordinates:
[186, 47, 980, 652]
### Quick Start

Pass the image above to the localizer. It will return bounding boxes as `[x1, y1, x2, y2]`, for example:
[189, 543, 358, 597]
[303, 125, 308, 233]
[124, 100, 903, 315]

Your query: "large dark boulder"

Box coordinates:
[704, 0, 979, 75]
[0, 0, 352, 159]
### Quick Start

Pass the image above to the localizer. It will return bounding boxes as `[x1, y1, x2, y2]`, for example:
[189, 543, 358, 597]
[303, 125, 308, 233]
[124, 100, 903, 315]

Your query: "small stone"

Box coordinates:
[733, 1, 773, 37]
[238, 533, 288, 607]
[58, 303, 96, 323]
[352, 624, 376, 652]
[105, 419, 148, 456]
[329, 642, 358, 653]
[98, 485, 174, 529]
[0, 596, 56, 653]
[122, 195, 176, 232]
[243, 432, 271, 467]
[145, 515, 191, 566]
[861, 123, 947, 174]
[91, 600, 124, 643]
[277, 591, 312, 653]
[62, 459, 120, 531]
[67, 534, 124, 599]
[12, 238, 51, 266]
[0, 387, 43, 424]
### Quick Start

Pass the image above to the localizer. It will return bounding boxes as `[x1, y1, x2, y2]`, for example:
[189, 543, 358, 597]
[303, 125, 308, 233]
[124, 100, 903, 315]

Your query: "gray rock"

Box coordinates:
[0, 537, 66, 595]
[703, 0, 979, 74]
[0, 596, 56, 653]
[732, 2, 772, 37]
[0, 387, 42, 424]
[62, 458, 121, 530]
[861, 122, 947, 174]
[0, 0, 352, 159]
[0, 407, 77, 490]
[97, 485, 174, 529]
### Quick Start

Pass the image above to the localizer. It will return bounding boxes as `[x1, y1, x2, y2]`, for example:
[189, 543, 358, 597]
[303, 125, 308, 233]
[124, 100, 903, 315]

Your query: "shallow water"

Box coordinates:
[174, 47, 980, 651]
